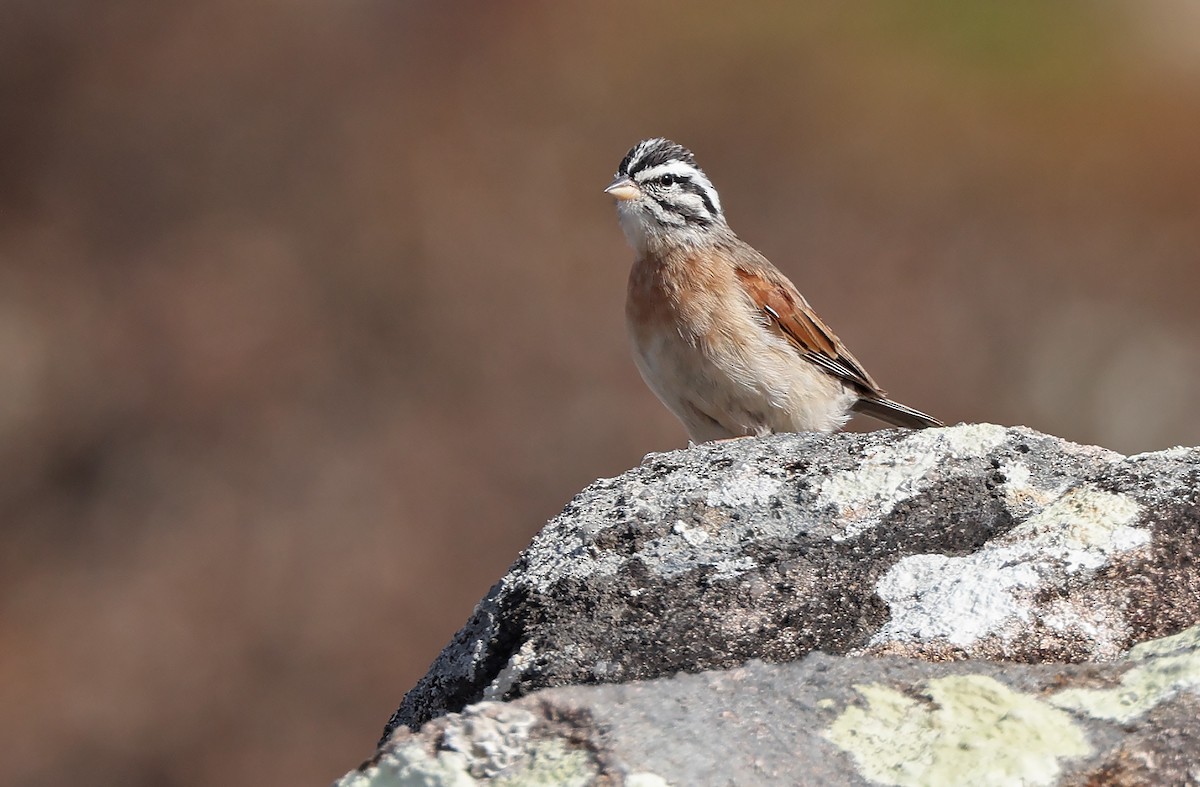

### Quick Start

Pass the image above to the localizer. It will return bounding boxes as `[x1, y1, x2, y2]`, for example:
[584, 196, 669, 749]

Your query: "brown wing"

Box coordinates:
[732, 259, 884, 397]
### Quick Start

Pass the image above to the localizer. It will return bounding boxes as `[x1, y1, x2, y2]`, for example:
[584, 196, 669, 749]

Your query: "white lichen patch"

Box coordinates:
[998, 460, 1063, 517]
[704, 462, 783, 508]
[1127, 445, 1198, 462]
[520, 461, 779, 592]
[517, 532, 627, 595]
[823, 674, 1091, 787]
[818, 424, 1009, 540]
[483, 641, 538, 702]
[1051, 625, 1200, 723]
[624, 775, 671, 787]
[336, 743, 477, 787]
[872, 553, 1039, 646]
[441, 705, 540, 778]
[338, 702, 603, 787]
[672, 520, 709, 546]
[938, 422, 1015, 457]
[708, 556, 758, 581]
[872, 485, 1148, 648]
[999, 460, 1031, 490]
[999, 485, 1146, 572]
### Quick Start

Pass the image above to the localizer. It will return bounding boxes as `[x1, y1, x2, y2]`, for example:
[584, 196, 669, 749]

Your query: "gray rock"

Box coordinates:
[343, 626, 1200, 786]
[353, 424, 1200, 785]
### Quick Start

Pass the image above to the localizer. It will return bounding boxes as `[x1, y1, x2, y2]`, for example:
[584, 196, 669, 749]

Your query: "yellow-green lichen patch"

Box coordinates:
[823, 675, 1091, 787]
[336, 738, 596, 787]
[335, 744, 477, 787]
[1005, 485, 1144, 568]
[493, 739, 596, 787]
[1051, 625, 1200, 723]
[1127, 623, 1200, 661]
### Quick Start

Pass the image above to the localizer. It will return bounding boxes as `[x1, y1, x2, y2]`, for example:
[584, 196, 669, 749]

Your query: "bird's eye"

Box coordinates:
[659, 174, 679, 186]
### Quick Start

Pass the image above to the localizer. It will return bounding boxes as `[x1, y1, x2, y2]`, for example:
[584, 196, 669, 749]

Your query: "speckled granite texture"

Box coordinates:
[345, 425, 1200, 785]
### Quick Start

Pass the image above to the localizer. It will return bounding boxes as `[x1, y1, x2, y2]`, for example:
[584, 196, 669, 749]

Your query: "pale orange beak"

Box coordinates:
[604, 175, 641, 201]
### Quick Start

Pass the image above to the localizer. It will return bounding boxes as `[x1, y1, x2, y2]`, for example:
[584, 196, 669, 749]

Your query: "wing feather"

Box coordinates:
[732, 262, 883, 396]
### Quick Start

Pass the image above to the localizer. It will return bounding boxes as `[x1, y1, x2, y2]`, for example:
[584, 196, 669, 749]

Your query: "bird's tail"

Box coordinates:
[852, 397, 943, 430]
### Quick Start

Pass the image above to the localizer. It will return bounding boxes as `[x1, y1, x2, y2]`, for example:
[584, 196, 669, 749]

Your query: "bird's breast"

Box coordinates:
[623, 248, 857, 435]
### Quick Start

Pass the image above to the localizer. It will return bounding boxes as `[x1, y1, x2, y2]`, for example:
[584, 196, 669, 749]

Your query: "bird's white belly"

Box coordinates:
[630, 323, 856, 442]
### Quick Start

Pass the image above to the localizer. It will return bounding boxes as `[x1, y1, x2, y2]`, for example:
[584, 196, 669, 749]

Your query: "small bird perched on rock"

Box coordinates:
[606, 137, 942, 443]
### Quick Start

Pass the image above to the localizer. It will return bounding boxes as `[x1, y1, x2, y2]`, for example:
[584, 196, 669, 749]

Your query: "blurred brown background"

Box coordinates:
[2, 2, 1199, 784]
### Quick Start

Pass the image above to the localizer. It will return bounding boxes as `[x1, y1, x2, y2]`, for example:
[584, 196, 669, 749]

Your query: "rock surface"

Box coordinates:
[344, 625, 1200, 786]
[348, 424, 1200, 785]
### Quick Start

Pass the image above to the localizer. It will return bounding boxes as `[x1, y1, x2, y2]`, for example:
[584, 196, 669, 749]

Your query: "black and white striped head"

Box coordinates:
[605, 138, 728, 251]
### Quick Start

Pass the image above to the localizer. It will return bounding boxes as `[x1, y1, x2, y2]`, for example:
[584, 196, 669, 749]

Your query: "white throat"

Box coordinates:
[616, 201, 727, 256]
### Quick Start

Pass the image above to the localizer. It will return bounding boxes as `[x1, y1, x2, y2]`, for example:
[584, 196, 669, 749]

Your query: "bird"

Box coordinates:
[605, 137, 942, 443]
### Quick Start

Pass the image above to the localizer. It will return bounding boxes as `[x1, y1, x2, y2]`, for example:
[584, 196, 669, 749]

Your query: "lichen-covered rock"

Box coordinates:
[381, 425, 1200, 743]
[343, 625, 1200, 786]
